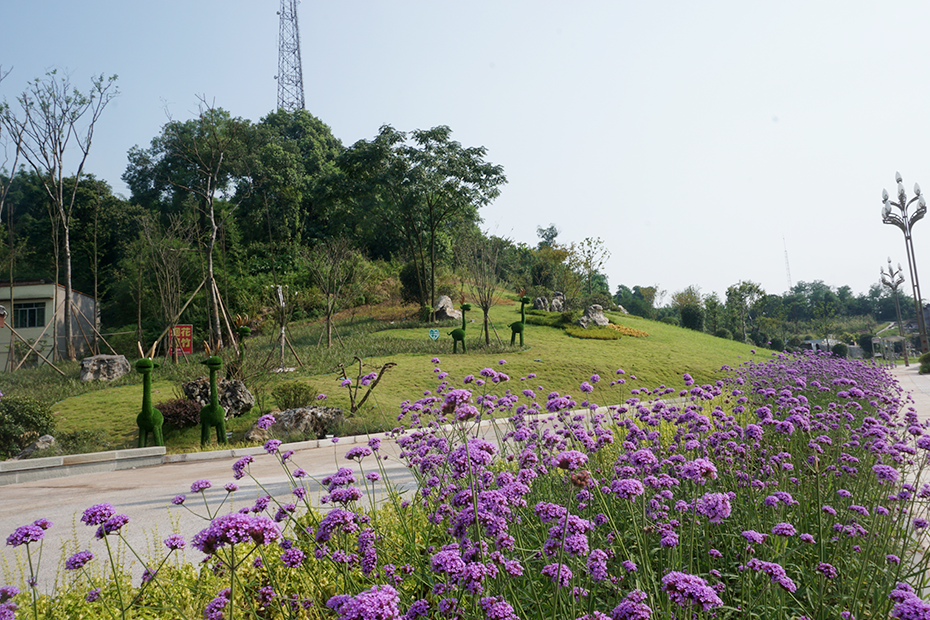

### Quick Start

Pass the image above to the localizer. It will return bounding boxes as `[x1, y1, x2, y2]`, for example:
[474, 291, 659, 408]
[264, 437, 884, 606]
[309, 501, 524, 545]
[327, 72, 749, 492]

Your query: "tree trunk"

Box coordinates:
[206, 203, 223, 350]
[63, 222, 76, 360]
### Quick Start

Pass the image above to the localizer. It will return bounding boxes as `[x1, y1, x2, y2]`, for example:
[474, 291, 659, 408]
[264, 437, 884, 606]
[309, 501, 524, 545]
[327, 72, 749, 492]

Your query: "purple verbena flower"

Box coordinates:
[65, 551, 94, 570]
[190, 479, 212, 493]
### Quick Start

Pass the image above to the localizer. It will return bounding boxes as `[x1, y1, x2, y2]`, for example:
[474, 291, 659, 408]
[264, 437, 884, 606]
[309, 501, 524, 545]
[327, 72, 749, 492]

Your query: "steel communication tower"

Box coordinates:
[276, 0, 305, 111]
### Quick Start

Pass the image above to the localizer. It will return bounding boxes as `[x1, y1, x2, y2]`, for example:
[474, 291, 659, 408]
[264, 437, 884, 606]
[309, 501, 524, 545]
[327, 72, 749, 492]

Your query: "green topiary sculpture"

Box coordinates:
[200, 345, 228, 446]
[450, 302, 472, 353]
[510, 292, 531, 346]
[135, 343, 164, 448]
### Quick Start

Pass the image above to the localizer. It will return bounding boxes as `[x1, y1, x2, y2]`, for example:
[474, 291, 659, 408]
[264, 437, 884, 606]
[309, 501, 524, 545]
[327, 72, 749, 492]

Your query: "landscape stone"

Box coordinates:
[434, 295, 462, 321]
[576, 304, 610, 329]
[534, 297, 549, 311]
[182, 377, 255, 418]
[80, 354, 131, 382]
[13, 435, 55, 460]
[244, 406, 344, 442]
[550, 292, 565, 313]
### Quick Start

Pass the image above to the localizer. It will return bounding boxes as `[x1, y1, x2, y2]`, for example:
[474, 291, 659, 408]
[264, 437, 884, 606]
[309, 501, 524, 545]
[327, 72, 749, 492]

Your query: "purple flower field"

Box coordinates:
[5, 351, 930, 619]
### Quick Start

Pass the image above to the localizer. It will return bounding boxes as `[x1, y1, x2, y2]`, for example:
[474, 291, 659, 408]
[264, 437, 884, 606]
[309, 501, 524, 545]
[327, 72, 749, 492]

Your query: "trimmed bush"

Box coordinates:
[271, 382, 318, 411]
[768, 336, 784, 352]
[0, 396, 55, 459]
[154, 398, 202, 429]
[831, 343, 849, 358]
[715, 328, 733, 340]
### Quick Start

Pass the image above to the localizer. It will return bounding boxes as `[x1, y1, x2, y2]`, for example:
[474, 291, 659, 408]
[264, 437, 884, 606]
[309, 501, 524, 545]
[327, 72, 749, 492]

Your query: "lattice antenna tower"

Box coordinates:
[276, 0, 305, 111]
[783, 236, 793, 290]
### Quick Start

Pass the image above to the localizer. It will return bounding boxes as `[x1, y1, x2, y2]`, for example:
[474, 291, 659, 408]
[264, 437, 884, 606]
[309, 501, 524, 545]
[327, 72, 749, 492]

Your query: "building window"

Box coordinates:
[13, 302, 46, 329]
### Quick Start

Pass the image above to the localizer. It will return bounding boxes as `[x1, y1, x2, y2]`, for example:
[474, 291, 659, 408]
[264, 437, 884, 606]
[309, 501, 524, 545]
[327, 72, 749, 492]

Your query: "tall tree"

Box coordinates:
[124, 100, 252, 349]
[307, 238, 364, 348]
[337, 125, 506, 318]
[577, 236, 611, 297]
[460, 232, 508, 345]
[0, 70, 118, 360]
[726, 280, 765, 343]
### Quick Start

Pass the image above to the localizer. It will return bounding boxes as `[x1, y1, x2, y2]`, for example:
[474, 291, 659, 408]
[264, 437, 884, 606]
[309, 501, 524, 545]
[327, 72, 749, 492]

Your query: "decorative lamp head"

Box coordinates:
[916, 182, 922, 196]
[883, 188, 889, 202]
[896, 171, 903, 184]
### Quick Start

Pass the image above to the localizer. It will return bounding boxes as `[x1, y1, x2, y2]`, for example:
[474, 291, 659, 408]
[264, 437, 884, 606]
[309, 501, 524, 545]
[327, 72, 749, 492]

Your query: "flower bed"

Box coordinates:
[4, 352, 930, 619]
[606, 324, 649, 338]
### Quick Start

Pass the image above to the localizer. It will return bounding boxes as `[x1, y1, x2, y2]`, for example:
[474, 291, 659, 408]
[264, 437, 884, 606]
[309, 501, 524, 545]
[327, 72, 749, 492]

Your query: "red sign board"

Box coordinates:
[168, 324, 194, 356]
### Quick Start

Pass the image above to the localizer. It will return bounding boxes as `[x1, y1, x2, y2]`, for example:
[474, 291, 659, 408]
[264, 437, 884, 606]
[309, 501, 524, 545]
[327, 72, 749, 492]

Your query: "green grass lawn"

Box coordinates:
[16, 296, 763, 454]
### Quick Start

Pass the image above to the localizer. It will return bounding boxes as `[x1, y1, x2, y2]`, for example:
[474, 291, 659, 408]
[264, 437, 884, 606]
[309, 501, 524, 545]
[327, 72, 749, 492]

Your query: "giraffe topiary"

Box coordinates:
[135, 343, 164, 448]
[450, 302, 472, 353]
[200, 347, 228, 446]
[510, 292, 532, 347]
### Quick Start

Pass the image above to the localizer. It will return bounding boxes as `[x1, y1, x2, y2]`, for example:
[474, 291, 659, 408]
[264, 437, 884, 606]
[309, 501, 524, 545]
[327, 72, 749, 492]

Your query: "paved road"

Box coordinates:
[0, 434, 419, 590]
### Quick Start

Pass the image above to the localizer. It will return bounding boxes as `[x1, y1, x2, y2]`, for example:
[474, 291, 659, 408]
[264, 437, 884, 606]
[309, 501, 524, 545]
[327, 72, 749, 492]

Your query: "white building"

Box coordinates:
[0, 280, 97, 369]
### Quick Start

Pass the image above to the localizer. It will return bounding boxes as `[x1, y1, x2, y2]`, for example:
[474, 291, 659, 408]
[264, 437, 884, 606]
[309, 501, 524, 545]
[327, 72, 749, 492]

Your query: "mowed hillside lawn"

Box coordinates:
[51, 298, 761, 452]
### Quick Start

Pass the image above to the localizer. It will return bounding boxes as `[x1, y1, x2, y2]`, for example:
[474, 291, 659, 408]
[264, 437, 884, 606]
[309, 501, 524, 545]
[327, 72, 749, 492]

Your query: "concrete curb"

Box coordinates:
[0, 434, 366, 487]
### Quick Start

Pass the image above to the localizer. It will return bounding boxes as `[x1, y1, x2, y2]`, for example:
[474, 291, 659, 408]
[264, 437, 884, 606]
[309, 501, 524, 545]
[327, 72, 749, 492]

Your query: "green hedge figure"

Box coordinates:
[200, 353, 228, 446]
[135, 344, 163, 448]
[510, 294, 532, 346]
[450, 302, 472, 353]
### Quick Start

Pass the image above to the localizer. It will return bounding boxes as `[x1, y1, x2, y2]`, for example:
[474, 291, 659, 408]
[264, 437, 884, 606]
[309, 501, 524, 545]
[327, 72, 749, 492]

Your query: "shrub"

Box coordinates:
[563, 325, 621, 340]
[768, 336, 784, 352]
[56, 430, 112, 455]
[154, 398, 202, 429]
[857, 334, 874, 358]
[0, 396, 55, 459]
[831, 343, 849, 358]
[271, 382, 317, 411]
[661, 316, 679, 326]
[715, 328, 733, 340]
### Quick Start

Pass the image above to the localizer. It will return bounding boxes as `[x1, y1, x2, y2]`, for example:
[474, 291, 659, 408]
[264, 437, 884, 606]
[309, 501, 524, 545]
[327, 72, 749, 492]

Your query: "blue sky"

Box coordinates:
[4, 1, 930, 302]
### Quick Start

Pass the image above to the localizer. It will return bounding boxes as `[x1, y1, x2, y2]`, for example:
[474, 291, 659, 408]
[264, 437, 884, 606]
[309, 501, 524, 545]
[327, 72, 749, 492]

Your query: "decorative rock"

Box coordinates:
[244, 406, 344, 442]
[434, 295, 462, 321]
[616, 305, 630, 315]
[182, 377, 255, 418]
[80, 354, 131, 382]
[13, 434, 55, 460]
[550, 292, 566, 313]
[534, 297, 549, 312]
[576, 304, 610, 329]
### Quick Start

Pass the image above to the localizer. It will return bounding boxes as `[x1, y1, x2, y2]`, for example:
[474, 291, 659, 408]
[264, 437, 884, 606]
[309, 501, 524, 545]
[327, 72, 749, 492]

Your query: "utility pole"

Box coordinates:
[276, 0, 305, 111]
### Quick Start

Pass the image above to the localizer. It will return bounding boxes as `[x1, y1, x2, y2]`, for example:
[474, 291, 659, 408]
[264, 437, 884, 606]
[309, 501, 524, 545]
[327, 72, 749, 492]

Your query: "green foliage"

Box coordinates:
[55, 429, 112, 455]
[679, 303, 704, 331]
[715, 328, 733, 340]
[661, 316, 679, 326]
[769, 336, 784, 351]
[857, 333, 874, 358]
[563, 325, 621, 340]
[0, 396, 55, 458]
[831, 343, 849, 358]
[271, 382, 317, 411]
[154, 398, 201, 429]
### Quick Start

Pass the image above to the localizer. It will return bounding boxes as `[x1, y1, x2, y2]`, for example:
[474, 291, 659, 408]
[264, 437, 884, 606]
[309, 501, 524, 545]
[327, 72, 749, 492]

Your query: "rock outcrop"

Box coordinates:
[575, 304, 610, 329]
[182, 377, 255, 418]
[434, 295, 462, 321]
[244, 406, 344, 442]
[80, 355, 131, 382]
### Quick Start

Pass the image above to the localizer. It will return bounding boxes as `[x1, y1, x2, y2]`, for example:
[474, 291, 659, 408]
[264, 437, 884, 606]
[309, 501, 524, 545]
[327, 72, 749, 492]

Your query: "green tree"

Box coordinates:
[337, 125, 506, 318]
[577, 236, 611, 297]
[0, 70, 118, 360]
[124, 101, 253, 349]
[726, 280, 765, 343]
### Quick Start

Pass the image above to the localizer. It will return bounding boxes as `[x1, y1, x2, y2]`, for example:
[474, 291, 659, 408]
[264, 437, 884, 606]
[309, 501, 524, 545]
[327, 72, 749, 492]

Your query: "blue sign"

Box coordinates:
[428, 328, 440, 341]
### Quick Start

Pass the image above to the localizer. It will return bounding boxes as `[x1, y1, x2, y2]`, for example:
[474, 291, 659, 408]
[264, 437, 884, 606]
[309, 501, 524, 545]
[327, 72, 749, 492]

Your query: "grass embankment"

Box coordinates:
[12, 296, 760, 454]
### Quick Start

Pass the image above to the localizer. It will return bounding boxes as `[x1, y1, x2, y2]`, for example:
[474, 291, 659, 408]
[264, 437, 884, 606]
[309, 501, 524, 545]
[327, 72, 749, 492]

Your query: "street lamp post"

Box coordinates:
[882, 171, 930, 353]
[880, 258, 909, 366]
